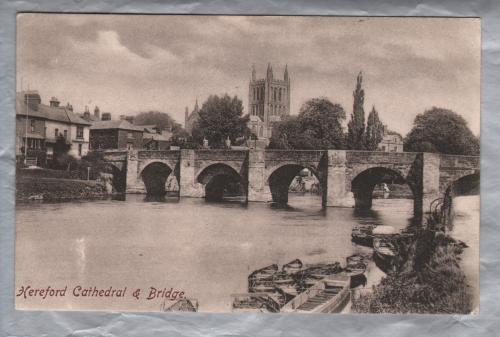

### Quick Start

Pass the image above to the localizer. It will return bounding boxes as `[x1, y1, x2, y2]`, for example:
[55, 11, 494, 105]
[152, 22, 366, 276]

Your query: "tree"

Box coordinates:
[191, 94, 250, 148]
[52, 135, 74, 169]
[347, 71, 366, 150]
[297, 98, 346, 149]
[268, 116, 309, 149]
[134, 111, 184, 134]
[268, 98, 346, 150]
[365, 106, 384, 151]
[404, 107, 479, 155]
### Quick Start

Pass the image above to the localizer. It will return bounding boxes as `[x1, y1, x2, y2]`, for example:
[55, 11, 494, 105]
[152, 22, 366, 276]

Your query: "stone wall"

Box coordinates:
[98, 149, 480, 216]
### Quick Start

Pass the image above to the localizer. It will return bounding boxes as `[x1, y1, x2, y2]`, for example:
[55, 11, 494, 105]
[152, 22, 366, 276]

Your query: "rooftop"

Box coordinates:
[90, 119, 144, 132]
[16, 91, 91, 126]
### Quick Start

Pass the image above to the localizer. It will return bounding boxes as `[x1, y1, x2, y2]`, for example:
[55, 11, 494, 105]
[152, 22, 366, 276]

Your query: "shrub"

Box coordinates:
[352, 228, 473, 314]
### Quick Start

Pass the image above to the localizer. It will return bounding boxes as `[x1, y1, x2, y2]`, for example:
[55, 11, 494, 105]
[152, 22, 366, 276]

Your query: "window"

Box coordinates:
[54, 128, 59, 138]
[77, 126, 84, 139]
[127, 143, 133, 150]
[127, 132, 133, 139]
[78, 144, 82, 156]
[63, 130, 68, 139]
[279, 88, 282, 101]
[30, 119, 35, 132]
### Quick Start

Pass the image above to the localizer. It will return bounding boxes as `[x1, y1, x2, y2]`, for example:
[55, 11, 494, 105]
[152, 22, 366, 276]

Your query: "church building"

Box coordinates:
[248, 63, 290, 140]
[184, 99, 200, 135]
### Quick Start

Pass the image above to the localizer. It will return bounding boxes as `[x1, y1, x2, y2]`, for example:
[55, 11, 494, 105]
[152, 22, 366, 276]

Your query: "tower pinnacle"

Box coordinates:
[266, 63, 273, 80]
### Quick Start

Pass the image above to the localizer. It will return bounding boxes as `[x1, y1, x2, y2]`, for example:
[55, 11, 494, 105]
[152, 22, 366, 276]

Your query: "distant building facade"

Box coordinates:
[90, 119, 144, 150]
[137, 124, 173, 150]
[248, 63, 290, 140]
[378, 126, 404, 152]
[184, 100, 200, 135]
[16, 91, 91, 165]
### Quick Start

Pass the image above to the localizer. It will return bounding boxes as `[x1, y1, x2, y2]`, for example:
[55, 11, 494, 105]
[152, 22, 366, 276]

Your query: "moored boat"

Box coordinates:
[373, 237, 397, 273]
[280, 275, 351, 313]
[351, 224, 375, 247]
[162, 298, 199, 312]
[248, 263, 279, 292]
[231, 293, 281, 313]
[282, 259, 303, 274]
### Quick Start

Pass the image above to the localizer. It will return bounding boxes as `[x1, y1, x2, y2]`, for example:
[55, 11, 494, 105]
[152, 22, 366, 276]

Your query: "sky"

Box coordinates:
[16, 14, 480, 136]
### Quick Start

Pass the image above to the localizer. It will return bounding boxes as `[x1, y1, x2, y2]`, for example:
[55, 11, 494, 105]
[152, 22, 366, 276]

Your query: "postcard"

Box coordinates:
[15, 14, 480, 313]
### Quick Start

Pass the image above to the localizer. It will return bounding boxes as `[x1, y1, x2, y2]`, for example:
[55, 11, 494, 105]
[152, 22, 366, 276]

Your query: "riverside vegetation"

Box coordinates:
[352, 213, 473, 314]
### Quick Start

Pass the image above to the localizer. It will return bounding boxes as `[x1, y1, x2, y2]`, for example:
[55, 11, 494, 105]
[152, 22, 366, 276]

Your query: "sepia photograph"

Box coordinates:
[15, 14, 480, 314]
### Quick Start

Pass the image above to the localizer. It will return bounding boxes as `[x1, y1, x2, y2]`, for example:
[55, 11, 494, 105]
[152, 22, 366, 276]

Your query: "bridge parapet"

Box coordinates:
[99, 150, 128, 162]
[137, 150, 180, 160]
[192, 149, 248, 161]
[439, 154, 480, 170]
[345, 151, 418, 164]
[264, 149, 325, 162]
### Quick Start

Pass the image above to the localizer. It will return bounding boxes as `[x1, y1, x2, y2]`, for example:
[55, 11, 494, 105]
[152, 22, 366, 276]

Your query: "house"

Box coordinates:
[16, 91, 91, 165]
[136, 124, 173, 150]
[89, 119, 144, 150]
[378, 127, 404, 152]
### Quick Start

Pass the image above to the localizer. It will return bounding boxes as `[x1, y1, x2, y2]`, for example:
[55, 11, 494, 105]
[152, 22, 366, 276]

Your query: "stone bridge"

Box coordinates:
[98, 149, 479, 216]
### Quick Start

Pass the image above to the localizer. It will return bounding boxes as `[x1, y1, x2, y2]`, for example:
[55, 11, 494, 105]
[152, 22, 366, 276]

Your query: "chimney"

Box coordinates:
[94, 106, 100, 120]
[83, 110, 91, 121]
[24, 91, 41, 111]
[101, 113, 111, 121]
[66, 102, 73, 112]
[125, 116, 134, 124]
[50, 97, 60, 107]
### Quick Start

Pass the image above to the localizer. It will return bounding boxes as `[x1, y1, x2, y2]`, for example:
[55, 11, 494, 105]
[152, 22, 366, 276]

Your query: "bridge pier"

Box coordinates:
[326, 150, 355, 207]
[179, 149, 204, 197]
[420, 152, 442, 214]
[247, 150, 271, 202]
[125, 150, 143, 193]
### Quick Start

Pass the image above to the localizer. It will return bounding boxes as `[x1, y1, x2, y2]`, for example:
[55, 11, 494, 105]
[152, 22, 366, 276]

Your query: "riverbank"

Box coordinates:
[351, 228, 474, 314]
[16, 169, 108, 202]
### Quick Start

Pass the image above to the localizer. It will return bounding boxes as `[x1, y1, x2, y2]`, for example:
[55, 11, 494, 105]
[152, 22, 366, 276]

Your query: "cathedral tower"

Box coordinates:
[248, 63, 290, 140]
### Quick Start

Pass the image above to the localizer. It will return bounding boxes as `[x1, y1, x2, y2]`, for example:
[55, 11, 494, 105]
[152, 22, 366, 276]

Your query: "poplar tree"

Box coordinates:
[347, 71, 366, 150]
[365, 106, 384, 151]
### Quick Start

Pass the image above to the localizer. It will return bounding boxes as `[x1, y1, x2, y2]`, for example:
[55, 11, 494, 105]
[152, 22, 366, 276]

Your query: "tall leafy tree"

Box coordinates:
[365, 106, 385, 150]
[134, 110, 184, 133]
[192, 94, 250, 148]
[404, 107, 479, 155]
[269, 98, 346, 149]
[268, 116, 303, 149]
[347, 71, 366, 150]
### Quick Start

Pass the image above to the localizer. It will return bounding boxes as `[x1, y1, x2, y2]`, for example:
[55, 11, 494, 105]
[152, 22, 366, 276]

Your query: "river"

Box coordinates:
[15, 194, 478, 313]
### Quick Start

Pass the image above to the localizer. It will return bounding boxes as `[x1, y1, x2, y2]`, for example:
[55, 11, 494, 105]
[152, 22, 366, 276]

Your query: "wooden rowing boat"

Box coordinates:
[280, 275, 351, 313]
[231, 293, 281, 313]
[373, 237, 397, 273]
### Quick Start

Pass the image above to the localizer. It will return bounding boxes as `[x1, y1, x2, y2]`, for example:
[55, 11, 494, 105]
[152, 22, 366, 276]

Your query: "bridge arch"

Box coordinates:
[102, 162, 126, 193]
[445, 172, 480, 197]
[267, 163, 326, 206]
[350, 166, 416, 210]
[140, 161, 174, 196]
[196, 163, 246, 201]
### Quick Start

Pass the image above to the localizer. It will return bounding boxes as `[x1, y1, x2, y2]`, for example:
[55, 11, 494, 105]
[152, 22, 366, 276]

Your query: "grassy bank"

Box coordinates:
[16, 168, 108, 202]
[352, 229, 473, 314]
